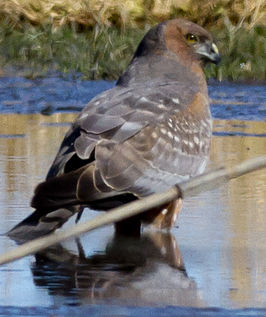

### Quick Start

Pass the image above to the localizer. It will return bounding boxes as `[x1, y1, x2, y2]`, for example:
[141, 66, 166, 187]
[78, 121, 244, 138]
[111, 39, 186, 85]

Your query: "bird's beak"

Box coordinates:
[195, 42, 221, 65]
[209, 43, 221, 64]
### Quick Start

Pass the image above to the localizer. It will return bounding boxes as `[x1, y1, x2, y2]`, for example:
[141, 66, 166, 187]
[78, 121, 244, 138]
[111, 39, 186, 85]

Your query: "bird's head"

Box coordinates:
[134, 18, 220, 66]
[165, 19, 220, 65]
[118, 19, 220, 86]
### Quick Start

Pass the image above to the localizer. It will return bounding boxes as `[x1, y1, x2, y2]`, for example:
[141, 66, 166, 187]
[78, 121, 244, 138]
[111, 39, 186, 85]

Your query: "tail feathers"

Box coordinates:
[7, 206, 81, 243]
[7, 162, 119, 243]
[31, 165, 88, 210]
[30, 163, 106, 210]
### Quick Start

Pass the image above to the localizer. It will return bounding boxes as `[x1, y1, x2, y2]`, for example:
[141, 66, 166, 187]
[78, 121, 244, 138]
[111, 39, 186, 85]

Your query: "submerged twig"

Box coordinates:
[0, 155, 265, 266]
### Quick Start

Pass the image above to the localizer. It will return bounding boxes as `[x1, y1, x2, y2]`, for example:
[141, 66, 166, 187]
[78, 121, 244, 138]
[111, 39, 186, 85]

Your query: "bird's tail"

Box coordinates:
[7, 206, 82, 242]
[7, 165, 90, 242]
[6, 162, 126, 242]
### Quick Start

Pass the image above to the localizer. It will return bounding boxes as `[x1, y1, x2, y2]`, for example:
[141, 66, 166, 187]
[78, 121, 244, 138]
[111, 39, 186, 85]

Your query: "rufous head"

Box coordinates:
[134, 18, 220, 65]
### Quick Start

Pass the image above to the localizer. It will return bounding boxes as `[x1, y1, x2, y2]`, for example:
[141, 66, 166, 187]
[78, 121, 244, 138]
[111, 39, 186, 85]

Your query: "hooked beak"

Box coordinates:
[195, 42, 221, 65]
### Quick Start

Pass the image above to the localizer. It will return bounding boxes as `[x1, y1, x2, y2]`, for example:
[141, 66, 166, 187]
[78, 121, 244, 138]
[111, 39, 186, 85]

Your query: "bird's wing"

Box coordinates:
[95, 106, 211, 197]
[45, 82, 211, 199]
[47, 82, 198, 178]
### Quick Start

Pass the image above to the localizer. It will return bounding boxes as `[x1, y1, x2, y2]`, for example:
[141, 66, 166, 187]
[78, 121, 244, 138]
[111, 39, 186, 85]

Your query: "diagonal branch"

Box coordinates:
[0, 155, 265, 266]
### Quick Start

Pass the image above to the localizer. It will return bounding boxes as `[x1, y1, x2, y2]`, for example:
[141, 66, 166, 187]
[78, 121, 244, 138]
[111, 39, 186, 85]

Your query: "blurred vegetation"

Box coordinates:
[0, 0, 265, 81]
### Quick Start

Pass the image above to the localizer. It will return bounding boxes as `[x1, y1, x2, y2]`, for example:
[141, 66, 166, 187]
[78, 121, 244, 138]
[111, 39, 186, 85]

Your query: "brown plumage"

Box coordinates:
[8, 19, 220, 240]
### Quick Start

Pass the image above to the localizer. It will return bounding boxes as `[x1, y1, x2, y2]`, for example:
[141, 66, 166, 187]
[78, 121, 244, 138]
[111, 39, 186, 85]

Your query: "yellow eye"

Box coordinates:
[186, 33, 198, 44]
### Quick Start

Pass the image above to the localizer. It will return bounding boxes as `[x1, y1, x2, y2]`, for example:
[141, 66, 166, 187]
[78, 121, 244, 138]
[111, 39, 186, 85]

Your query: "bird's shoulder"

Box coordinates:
[76, 81, 199, 134]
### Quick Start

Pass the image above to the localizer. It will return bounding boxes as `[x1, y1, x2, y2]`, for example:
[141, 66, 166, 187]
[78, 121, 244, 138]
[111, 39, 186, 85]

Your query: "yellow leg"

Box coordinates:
[148, 198, 183, 230]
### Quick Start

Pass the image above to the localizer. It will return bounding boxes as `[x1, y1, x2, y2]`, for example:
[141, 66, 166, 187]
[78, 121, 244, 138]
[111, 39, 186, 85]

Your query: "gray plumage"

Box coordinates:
[8, 18, 220, 241]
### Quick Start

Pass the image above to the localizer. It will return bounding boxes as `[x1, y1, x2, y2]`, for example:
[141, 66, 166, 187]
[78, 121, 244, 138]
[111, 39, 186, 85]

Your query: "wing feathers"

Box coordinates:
[31, 165, 88, 209]
[80, 113, 125, 134]
[74, 132, 98, 160]
[36, 83, 210, 207]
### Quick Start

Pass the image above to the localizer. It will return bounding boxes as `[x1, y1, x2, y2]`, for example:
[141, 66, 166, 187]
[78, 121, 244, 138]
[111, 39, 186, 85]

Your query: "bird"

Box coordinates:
[8, 18, 220, 241]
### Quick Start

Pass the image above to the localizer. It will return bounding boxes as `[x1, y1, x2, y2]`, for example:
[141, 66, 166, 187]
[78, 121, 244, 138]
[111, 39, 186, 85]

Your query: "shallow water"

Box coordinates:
[0, 77, 265, 314]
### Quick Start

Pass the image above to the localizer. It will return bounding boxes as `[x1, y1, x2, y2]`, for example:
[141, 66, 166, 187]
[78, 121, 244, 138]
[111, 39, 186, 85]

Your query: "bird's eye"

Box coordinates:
[185, 33, 199, 43]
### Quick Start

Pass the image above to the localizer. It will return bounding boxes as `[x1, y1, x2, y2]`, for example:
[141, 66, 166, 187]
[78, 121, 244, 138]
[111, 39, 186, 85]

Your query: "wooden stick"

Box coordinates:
[0, 155, 265, 266]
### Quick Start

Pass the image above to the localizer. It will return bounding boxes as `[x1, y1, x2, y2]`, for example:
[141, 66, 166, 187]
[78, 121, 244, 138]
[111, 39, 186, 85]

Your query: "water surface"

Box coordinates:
[0, 77, 265, 314]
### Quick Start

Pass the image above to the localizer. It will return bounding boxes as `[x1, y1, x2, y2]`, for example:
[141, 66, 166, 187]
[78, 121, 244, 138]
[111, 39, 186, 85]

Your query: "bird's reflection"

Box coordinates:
[31, 232, 204, 307]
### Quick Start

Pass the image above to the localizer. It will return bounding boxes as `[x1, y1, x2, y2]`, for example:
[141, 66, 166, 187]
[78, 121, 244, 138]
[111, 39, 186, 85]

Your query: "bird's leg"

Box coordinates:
[149, 198, 183, 230]
[114, 215, 141, 237]
[75, 238, 86, 259]
[114, 192, 182, 235]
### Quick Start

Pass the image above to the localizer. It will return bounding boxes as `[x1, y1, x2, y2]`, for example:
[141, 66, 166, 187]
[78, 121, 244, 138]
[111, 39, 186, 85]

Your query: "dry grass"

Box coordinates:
[0, 0, 265, 81]
[1, 0, 265, 29]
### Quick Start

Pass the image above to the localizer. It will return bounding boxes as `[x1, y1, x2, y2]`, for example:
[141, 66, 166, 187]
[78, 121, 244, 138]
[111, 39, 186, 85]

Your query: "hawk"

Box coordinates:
[8, 19, 220, 240]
